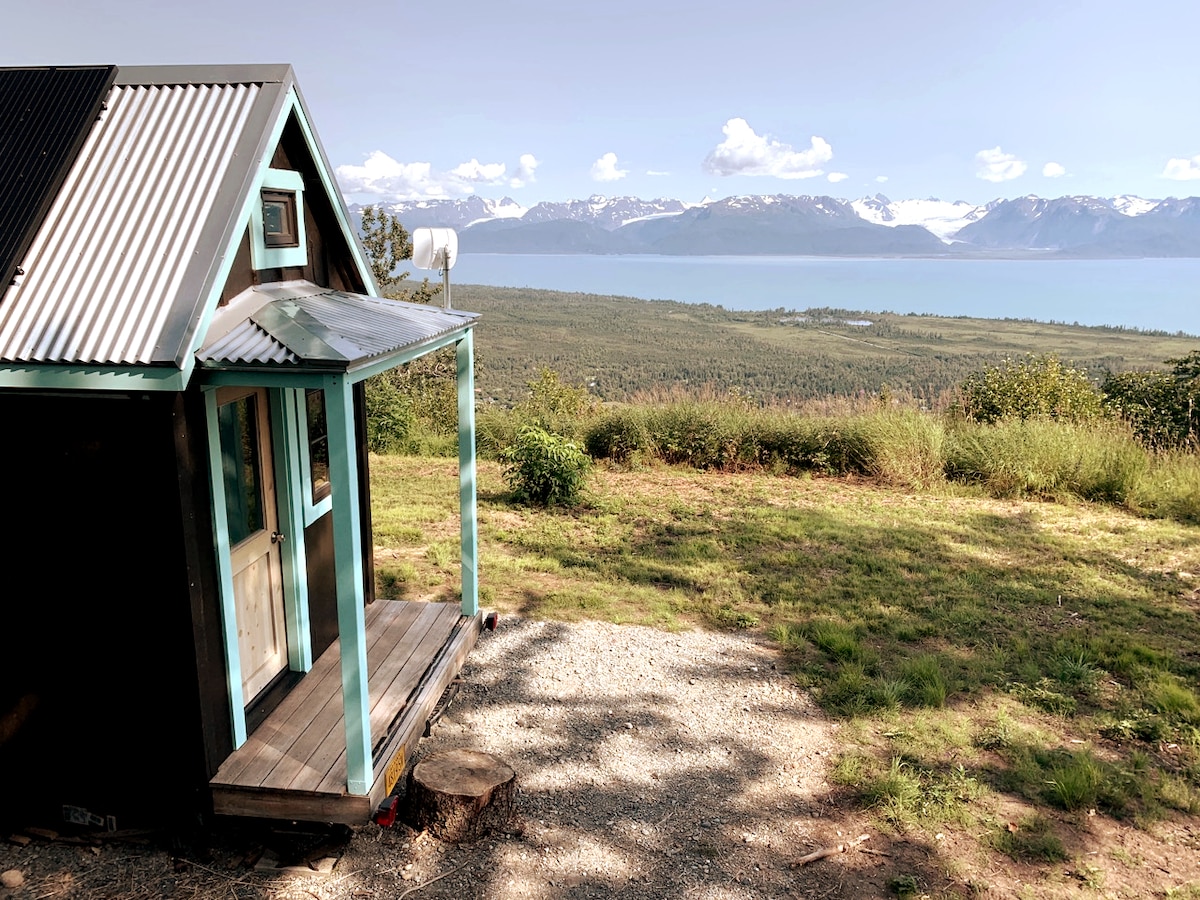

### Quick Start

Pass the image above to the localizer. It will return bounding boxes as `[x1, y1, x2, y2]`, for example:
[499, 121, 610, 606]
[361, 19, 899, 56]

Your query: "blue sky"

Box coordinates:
[6, 0, 1200, 207]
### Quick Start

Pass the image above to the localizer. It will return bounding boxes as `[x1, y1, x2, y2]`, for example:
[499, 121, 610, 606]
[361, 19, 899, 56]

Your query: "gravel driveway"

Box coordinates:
[2, 618, 906, 899]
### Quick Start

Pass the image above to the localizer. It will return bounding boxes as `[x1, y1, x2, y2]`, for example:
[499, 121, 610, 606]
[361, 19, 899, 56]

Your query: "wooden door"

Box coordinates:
[217, 388, 288, 704]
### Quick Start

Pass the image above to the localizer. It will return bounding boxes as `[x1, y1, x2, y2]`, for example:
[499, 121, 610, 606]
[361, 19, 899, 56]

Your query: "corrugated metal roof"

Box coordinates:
[197, 281, 478, 372]
[0, 78, 261, 365]
[0, 66, 115, 291]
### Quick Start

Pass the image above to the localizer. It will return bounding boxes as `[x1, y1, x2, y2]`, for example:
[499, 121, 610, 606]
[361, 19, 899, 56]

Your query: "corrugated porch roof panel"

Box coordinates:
[0, 81, 260, 365]
[295, 291, 477, 361]
[197, 285, 477, 370]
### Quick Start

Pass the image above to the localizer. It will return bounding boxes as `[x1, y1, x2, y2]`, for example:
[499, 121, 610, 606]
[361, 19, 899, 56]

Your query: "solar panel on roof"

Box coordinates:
[0, 65, 116, 290]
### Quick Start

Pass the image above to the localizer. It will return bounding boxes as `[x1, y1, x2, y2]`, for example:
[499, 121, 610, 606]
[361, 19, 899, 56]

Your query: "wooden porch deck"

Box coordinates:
[210, 600, 481, 824]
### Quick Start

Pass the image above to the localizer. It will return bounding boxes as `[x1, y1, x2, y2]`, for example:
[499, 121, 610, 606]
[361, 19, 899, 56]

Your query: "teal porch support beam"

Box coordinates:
[270, 389, 313, 673]
[457, 331, 479, 617]
[0, 364, 186, 391]
[324, 375, 372, 795]
[202, 388, 248, 748]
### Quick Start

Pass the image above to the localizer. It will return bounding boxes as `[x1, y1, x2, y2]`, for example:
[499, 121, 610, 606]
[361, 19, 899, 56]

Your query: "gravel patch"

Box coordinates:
[2, 618, 903, 899]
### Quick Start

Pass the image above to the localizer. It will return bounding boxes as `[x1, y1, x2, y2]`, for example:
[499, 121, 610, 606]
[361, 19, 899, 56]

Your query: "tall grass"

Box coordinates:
[455, 396, 1200, 524]
[944, 419, 1149, 503]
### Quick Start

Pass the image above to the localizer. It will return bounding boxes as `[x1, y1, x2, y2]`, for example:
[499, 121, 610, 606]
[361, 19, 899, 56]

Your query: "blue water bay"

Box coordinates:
[399, 254, 1200, 336]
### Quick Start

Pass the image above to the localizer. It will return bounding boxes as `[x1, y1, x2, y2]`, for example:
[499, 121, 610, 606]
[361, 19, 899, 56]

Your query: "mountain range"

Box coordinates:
[349, 193, 1200, 258]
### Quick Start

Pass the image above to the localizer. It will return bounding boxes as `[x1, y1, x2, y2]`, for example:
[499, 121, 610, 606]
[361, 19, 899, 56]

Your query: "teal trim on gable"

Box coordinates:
[203, 388, 249, 748]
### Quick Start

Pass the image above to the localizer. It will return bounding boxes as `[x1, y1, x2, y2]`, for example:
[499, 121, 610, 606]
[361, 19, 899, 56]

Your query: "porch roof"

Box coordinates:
[197, 281, 478, 376]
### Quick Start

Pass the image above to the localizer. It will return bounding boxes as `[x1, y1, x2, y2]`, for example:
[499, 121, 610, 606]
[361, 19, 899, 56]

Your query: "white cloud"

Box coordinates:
[1042, 162, 1067, 178]
[975, 146, 1027, 182]
[646, 169, 671, 176]
[875, 175, 889, 183]
[827, 172, 849, 183]
[511, 154, 539, 188]
[451, 159, 507, 182]
[591, 152, 629, 182]
[336, 150, 538, 201]
[1163, 154, 1200, 180]
[703, 118, 832, 179]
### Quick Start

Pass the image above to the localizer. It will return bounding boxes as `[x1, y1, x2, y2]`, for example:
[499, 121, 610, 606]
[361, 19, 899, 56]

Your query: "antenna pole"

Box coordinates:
[441, 252, 451, 310]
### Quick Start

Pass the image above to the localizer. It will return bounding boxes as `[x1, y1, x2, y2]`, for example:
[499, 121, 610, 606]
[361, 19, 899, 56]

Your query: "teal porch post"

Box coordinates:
[457, 331, 479, 617]
[324, 375, 372, 795]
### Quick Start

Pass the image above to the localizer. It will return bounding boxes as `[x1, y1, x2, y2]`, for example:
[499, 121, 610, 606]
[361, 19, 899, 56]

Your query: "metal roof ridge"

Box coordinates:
[113, 64, 294, 86]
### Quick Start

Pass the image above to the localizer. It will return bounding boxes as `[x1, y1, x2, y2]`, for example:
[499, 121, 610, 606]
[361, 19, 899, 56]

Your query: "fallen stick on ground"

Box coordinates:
[792, 833, 871, 867]
[397, 862, 468, 899]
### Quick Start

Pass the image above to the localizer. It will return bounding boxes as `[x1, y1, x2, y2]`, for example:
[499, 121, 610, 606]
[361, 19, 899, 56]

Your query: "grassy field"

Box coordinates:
[371, 454, 1200, 897]
[442, 285, 1199, 407]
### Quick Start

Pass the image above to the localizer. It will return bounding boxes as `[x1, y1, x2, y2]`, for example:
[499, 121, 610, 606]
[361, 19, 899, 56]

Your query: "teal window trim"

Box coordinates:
[250, 168, 307, 270]
[271, 388, 314, 673]
[203, 388, 248, 747]
[457, 331, 479, 618]
[295, 388, 333, 526]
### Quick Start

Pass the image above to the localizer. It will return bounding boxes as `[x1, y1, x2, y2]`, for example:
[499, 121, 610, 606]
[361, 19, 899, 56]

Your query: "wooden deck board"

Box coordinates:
[316, 606, 459, 794]
[210, 601, 479, 822]
[219, 602, 417, 789]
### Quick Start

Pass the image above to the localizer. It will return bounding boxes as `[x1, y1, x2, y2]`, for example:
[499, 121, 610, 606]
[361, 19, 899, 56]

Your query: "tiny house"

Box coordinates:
[0, 64, 481, 827]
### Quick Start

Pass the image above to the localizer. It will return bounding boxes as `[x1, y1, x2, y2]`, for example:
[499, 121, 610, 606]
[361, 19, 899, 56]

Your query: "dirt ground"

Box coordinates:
[2, 618, 1199, 899]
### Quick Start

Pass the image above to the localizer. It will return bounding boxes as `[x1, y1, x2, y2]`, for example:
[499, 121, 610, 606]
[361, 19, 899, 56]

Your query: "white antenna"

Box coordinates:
[411, 227, 458, 309]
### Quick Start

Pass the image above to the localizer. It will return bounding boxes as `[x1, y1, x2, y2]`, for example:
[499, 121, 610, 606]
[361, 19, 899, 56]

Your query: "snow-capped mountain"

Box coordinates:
[348, 193, 1199, 258]
[850, 194, 987, 241]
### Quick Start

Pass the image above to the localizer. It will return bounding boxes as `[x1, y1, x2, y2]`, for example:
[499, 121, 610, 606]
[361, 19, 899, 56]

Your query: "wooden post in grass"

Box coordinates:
[406, 749, 516, 842]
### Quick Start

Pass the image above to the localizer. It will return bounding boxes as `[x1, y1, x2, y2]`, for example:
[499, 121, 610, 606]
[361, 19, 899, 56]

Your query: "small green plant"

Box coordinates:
[1045, 751, 1103, 810]
[502, 425, 592, 506]
[990, 814, 1067, 862]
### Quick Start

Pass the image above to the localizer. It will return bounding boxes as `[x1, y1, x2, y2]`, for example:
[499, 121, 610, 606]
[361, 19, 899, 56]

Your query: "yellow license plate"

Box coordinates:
[384, 747, 407, 795]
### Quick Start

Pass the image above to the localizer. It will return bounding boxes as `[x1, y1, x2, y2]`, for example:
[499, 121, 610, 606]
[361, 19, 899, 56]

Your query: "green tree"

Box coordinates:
[359, 205, 440, 303]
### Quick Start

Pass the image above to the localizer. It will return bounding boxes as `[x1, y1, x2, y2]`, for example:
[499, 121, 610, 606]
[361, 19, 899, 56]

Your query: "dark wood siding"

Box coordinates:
[0, 391, 213, 828]
[220, 112, 368, 302]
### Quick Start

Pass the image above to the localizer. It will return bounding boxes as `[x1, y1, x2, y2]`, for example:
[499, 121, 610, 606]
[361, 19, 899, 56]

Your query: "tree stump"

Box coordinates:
[405, 749, 516, 842]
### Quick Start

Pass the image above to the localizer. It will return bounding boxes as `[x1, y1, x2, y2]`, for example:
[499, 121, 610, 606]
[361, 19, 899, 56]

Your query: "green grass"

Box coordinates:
[370, 453, 1200, 891]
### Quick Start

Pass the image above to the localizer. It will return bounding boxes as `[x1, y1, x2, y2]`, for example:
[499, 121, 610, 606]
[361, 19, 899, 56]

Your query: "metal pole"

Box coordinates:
[442, 253, 451, 310]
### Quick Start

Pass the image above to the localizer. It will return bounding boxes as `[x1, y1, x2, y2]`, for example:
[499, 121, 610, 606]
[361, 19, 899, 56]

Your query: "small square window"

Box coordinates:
[262, 189, 299, 248]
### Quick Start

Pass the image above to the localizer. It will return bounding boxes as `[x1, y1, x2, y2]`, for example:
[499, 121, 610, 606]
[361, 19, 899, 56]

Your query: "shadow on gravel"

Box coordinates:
[383, 618, 959, 900]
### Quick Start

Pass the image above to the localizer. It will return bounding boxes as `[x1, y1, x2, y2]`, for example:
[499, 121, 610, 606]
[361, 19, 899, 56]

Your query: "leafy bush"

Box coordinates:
[514, 368, 596, 439]
[364, 373, 415, 453]
[1103, 351, 1200, 450]
[957, 354, 1103, 424]
[584, 406, 654, 464]
[501, 425, 592, 506]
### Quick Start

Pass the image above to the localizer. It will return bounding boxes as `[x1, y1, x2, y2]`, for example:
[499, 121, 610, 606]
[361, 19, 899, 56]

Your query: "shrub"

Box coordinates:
[501, 425, 592, 506]
[1104, 351, 1200, 450]
[514, 368, 596, 439]
[957, 354, 1103, 424]
[364, 373, 415, 453]
[584, 406, 654, 464]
